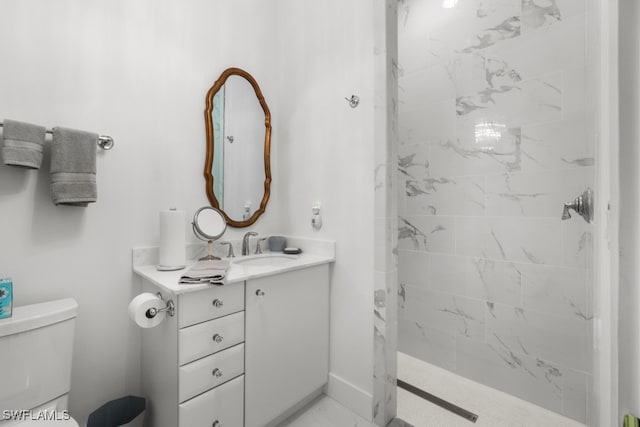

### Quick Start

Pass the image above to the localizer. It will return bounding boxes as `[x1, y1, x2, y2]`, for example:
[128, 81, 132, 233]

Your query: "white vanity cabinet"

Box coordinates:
[135, 245, 334, 427]
[244, 264, 330, 427]
[140, 282, 246, 427]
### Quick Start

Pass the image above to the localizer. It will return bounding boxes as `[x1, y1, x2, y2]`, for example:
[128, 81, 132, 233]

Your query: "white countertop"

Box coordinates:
[133, 239, 335, 295]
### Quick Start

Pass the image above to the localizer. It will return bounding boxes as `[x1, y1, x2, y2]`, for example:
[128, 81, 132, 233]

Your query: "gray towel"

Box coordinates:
[179, 259, 230, 285]
[50, 127, 97, 207]
[1, 119, 47, 169]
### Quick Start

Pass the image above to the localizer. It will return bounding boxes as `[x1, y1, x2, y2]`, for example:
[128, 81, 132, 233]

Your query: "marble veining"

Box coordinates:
[561, 157, 594, 167]
[486, 302, 497, 318]
[461, 17, 521, 53]
[398, 283, 406, 309]
[484, 56, 522, 87]
[438, 128, 522, 173]
[373, 0, 399, 425]
[495, 191, 548, 214]
[521, 248, 542, 264]
[491, 229, 507, 259]
[438, 303, 478, 338]
[521, 117, 593, 172]
[397, 217, 428, 250]
[536, 358, 562, 387]
[523, 0, 562, 31]
[456, 97, 488, 116]
[570, 301, 592, 321]
[490, 333, 537, 379]
[405, 176, 487, 216]
[396, 0, 592, 423]
[398, 153, 429, 179]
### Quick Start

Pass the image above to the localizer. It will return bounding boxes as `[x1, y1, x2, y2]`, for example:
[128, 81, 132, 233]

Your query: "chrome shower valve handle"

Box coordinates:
[561, 188, 593, 223]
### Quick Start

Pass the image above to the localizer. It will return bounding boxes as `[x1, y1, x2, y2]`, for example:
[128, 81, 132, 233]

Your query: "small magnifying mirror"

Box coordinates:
[192, 207, 227, 260]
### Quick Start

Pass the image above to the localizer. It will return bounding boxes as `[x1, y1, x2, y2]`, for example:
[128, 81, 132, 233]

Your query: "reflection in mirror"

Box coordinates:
[192, 207, 227, 260]
[213, 76, 265, 218]
[204, 68, 271, 228]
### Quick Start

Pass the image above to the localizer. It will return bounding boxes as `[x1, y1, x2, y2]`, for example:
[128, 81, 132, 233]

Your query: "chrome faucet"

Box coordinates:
[242, 231, 258, 256]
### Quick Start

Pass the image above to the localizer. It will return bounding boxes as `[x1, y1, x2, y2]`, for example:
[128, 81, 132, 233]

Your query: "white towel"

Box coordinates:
[179, 259, 230, 285]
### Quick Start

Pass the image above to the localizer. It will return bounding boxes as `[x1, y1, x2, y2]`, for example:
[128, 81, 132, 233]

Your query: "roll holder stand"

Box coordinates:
[145, 293, 175, 319]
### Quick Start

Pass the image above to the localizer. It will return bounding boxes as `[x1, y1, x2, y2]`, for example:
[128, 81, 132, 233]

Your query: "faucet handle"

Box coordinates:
[561, 201, 575, 220]
[561, 188, 593, 223]
[220, 241, 235, 258]
[255, 237, 268, 254]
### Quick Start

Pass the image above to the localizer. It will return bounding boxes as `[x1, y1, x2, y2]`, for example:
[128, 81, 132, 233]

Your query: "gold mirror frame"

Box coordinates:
[204, 67, 272, 228]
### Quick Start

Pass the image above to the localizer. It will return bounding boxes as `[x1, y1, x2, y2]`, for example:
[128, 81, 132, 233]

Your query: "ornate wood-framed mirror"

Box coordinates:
[204, 67, 272, 227]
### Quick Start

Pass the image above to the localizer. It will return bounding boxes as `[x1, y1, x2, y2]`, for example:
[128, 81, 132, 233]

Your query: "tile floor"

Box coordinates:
[283, 352, 587, 427]
[397, 352, 586, 427]
[279, 394, 375, 427]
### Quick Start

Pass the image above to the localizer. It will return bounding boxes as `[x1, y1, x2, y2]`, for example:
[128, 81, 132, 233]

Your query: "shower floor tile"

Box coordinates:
[398, 351, 586, 427]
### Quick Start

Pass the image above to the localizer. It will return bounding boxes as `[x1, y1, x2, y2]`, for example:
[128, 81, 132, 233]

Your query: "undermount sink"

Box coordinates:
[232, 253, 298, 267]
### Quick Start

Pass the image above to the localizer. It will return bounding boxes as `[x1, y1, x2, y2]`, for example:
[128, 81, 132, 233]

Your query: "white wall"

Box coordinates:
[0, 0, 378, 423]
[618, 0, 640, 421]
[0, 0, 282, 423]
[269, 0, 377, 417]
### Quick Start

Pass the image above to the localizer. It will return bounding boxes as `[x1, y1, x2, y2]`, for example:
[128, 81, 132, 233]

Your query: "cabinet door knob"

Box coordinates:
[212, 421, 221, 427]
[212, 299, 224, 308]
[212, 368, 223, 378]
[212, 334, 223, 343]
[256, 289, 265, 297]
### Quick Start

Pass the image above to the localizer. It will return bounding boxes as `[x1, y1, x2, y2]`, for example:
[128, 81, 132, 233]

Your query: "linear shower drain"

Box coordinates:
[397, 379, 479, 423]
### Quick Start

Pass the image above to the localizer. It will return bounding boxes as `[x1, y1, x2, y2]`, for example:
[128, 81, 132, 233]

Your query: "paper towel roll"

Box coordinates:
[129, 293, 165, 328]
[158, 209, 186, 271]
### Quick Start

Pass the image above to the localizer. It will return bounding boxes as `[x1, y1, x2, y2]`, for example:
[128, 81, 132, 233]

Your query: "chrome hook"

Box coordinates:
[345, 95, 360, 108]
[97, 136, 115, 150]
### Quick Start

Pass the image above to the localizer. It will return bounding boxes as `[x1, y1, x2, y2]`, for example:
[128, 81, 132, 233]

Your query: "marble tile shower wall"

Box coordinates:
[397, 0, 593, 423]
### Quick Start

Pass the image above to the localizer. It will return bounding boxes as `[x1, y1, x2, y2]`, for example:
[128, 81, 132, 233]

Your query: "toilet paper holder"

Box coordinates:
[145, 293, 175, 319]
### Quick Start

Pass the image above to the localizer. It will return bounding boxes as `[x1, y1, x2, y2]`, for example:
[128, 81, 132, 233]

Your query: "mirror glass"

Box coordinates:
[192, 207, 227, 241]
[204, 68, 271, 228]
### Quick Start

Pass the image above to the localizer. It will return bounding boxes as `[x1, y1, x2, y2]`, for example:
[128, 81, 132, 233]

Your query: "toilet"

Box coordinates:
[0, 298, 79, 427]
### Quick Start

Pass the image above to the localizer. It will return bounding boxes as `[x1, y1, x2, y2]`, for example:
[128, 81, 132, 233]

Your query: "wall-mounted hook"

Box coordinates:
[345, 95, 360, 108]
[226, 135, 235, 143]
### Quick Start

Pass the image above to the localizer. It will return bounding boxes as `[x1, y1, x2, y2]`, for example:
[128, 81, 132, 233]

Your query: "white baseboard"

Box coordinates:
[265, 387, 324, 427]
[325, 373, 373, 422]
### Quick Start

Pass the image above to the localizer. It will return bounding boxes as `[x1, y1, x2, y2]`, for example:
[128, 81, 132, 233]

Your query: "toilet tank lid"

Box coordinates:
[0, 298, 78, 338]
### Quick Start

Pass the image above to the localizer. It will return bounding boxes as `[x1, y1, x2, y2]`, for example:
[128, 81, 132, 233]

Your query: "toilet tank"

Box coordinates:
[0, 298, 78, 413]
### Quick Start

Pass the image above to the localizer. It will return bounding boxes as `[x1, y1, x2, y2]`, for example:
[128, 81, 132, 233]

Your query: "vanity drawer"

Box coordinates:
[178, 283, 244, 328]
[179, 374, 244, 427]
[179, 311, 244, 365]
[179, 343, 244, 403]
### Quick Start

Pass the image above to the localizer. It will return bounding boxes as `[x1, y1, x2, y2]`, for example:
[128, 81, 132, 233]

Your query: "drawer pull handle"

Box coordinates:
[212, 299, 224, 308]
[256, 289, 265, 297]
[212, 421, 221, 427]
[212, 368, 223, 378]
[212, 334, 224, 343]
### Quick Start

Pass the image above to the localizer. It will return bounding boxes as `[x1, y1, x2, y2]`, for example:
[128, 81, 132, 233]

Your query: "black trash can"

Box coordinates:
[87, 396, 145, 427]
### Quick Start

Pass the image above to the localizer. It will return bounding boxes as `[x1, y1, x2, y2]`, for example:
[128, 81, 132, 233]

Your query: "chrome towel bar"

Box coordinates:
[0, 122, 114, 150]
